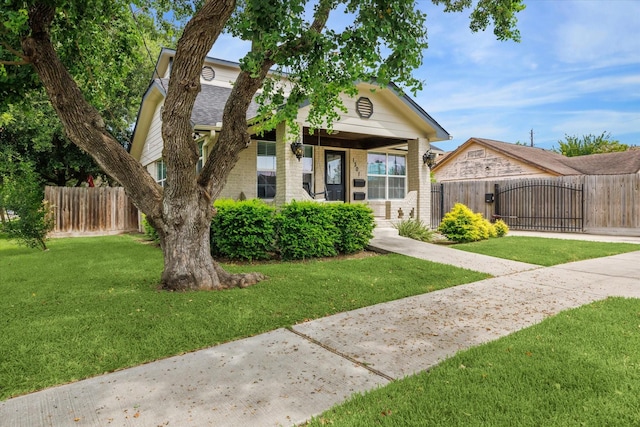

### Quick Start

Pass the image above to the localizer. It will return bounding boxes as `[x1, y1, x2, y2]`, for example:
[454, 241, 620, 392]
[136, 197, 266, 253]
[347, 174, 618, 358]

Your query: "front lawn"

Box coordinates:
[452, 236, 639, 266]
[307, 297, 640, 426]
[0, 234, 487, 400]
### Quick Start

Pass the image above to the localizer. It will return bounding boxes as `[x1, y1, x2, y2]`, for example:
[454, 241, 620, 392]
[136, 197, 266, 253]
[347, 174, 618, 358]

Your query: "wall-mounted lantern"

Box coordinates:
[290, 140, 304, 161]
[422, 149, 437, 168]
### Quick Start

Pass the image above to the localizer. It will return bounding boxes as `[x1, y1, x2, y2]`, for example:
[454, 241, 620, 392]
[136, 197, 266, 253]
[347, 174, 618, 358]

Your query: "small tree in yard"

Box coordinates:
[0, 152, 53, 250]
[0, 0, 524, 291]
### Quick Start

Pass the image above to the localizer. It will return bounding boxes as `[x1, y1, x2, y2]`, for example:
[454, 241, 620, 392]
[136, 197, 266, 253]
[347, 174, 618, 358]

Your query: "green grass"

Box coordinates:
[307, 297, 640, 426]
[0, 234, 487, 400]
[452, 236, 639, 266]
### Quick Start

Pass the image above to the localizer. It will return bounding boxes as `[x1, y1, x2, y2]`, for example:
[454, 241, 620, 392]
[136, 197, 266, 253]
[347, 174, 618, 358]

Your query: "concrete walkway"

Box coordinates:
[2, 230, 639, 427]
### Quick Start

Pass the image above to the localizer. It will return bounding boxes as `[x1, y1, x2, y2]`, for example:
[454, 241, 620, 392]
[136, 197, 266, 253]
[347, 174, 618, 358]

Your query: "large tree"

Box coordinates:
[1, 0, 524, 291]
[0, 5, 175, 187]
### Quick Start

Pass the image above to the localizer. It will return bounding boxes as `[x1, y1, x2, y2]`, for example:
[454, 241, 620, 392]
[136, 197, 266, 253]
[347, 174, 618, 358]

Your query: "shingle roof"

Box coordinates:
[156, 79, 260, 126]
[468, 138, 584, 175]
[563, 150, 640, 175]
[435, 138, 640, 176]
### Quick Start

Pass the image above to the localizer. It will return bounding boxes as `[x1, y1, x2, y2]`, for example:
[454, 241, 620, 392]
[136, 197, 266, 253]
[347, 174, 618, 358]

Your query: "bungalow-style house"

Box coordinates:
[130, 48, 451, 223]
[432, 137, 640, 182]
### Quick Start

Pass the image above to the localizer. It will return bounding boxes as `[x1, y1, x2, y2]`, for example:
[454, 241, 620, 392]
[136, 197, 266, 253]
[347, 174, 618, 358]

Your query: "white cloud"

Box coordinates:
[551, 1, 640, 67]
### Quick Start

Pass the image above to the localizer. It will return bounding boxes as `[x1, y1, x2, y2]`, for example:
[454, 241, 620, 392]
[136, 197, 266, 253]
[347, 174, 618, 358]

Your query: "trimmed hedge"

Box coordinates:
[326, 203, 375, 254]
[209, 199, 375, 261]
[210, 199, 276, 260]
[275, 201, 338, 260]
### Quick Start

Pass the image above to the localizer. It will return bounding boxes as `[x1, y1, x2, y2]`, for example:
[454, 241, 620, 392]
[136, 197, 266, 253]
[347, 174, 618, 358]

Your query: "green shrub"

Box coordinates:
[327, 203, 375, 253]
[141, 214, 159, 242]
[438, 203, 490, 243]
[394, 218, 434, 242]
[494, 219, 510, 237]
[275, 201, 338, 260]
[476, 214, 497, 239]
[0, 159, 53, 250]
[210, 199, 276, 260]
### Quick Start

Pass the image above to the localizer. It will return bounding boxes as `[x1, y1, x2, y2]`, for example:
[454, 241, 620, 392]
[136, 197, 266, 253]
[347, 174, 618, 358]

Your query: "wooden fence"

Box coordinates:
[45, 186, 139, 237]
[431, 174, 640, 236]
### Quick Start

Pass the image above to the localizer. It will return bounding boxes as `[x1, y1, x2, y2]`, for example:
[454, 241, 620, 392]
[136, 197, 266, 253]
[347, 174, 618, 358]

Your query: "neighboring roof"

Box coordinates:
[563, 150, 640, 175]
[432, 137, 640, 176]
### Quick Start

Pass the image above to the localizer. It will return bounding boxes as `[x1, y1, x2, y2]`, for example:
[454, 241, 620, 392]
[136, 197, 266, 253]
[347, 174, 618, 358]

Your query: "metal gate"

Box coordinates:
[494, 180, 584, 232]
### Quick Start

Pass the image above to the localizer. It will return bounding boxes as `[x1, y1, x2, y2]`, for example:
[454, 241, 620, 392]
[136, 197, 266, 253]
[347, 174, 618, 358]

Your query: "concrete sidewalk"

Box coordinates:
[2, 231, 639, 427]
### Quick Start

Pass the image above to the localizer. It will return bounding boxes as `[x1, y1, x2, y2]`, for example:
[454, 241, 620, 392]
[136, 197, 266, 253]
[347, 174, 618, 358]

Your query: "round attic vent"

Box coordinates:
[201, 66, 215, 81]
[356, 97, 373, 119]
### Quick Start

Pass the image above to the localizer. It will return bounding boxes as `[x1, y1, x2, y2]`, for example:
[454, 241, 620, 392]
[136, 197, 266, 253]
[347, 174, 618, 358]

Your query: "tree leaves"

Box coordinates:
[554, 132, 629, 157]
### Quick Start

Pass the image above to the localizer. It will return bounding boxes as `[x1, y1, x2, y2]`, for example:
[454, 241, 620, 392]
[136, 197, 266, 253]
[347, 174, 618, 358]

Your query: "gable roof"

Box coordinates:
[433, 137, 640, 176]
[150, 79, 261, 127]
[432, 138, 582, 175]
[131, 48, 451, 158]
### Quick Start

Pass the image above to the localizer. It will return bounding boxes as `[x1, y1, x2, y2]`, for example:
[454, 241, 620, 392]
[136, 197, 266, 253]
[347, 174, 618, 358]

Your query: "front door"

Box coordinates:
[325, 151, 345, 202]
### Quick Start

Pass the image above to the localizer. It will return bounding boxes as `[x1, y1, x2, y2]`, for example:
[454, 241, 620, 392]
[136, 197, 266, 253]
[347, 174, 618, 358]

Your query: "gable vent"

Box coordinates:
[201, 66, 215, 81]
[356, 97, 373, 119]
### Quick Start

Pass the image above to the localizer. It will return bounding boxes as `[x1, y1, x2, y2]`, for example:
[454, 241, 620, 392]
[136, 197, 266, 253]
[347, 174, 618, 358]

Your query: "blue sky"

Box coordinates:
[211, 0, 640, 152]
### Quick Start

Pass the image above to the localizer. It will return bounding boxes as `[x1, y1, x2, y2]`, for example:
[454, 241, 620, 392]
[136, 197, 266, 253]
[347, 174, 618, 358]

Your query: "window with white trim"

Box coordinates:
[196, 141, 204, 173]
[367, 153, 406, 200]
[302, 145, 313, 193]
[156, 159, 167, 188]
[257, 140, 276, 199]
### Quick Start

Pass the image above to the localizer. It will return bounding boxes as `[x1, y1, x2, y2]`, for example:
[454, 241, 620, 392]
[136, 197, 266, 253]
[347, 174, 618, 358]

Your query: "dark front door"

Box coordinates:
[325, 151, 345, 202]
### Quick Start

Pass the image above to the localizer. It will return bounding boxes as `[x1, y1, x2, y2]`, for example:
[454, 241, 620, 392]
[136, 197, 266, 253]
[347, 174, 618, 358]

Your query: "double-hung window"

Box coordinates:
[257, 140, 276, 199]
[196, 141, 204, 173]
[302, 145, 314, 192]
[156, 159, 167, 188]
[367, 153, 406, 199]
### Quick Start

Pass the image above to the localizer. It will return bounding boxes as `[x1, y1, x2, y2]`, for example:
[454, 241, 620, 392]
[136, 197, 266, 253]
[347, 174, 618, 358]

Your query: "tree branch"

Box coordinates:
[0, 59, 29, 65]
[270, 0, 332, 60]
[22, 3, 163, 219]
[198, 0, 332, 195]
[161, 0, 236, 206]
[1, 40, 29, 63]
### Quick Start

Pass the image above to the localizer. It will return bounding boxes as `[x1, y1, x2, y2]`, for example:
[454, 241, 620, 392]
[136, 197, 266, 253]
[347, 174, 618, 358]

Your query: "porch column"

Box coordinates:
[408, 138, 432, 226]
[275, 121, 305, 205]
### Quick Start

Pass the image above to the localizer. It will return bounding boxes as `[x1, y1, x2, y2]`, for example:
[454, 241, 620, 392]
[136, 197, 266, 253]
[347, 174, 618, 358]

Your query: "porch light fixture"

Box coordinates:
[423, 149, 437, 168]
[290, 140, 304, 161]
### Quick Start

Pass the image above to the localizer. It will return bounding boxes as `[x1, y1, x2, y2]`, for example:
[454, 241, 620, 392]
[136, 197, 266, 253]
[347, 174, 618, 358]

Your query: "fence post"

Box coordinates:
[581, 183, 585, 231]
[494, 183, 500, 220]
[439, 183, 444, 224]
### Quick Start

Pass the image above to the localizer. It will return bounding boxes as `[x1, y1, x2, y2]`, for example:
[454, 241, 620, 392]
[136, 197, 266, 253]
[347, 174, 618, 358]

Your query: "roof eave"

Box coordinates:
[130, 81, 167, 160]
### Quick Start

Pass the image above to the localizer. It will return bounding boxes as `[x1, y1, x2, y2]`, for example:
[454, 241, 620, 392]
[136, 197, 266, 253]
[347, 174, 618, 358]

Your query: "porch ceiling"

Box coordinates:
[302, 128, 406, 150]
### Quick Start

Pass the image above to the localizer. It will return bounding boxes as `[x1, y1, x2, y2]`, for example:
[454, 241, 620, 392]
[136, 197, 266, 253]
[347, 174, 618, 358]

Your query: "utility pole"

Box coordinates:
[530, 129, 534, 147]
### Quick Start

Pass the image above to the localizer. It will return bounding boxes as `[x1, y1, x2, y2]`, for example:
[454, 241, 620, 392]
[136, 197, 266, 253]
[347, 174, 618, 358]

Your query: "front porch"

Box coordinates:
[216, 82, 450, 227]
[270, 124, 435, 225]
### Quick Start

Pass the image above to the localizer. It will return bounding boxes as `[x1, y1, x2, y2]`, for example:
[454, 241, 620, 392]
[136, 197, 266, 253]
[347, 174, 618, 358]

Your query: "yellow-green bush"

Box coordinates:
[494, 219, 509, 237]
[438, 203, 500, 243]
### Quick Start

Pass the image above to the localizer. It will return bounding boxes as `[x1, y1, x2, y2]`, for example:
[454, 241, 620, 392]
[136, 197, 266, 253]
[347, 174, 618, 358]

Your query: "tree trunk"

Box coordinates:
[156, 188, 265, 291]
[159, 208, 265, 291]
[22, 2, 266, 292]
